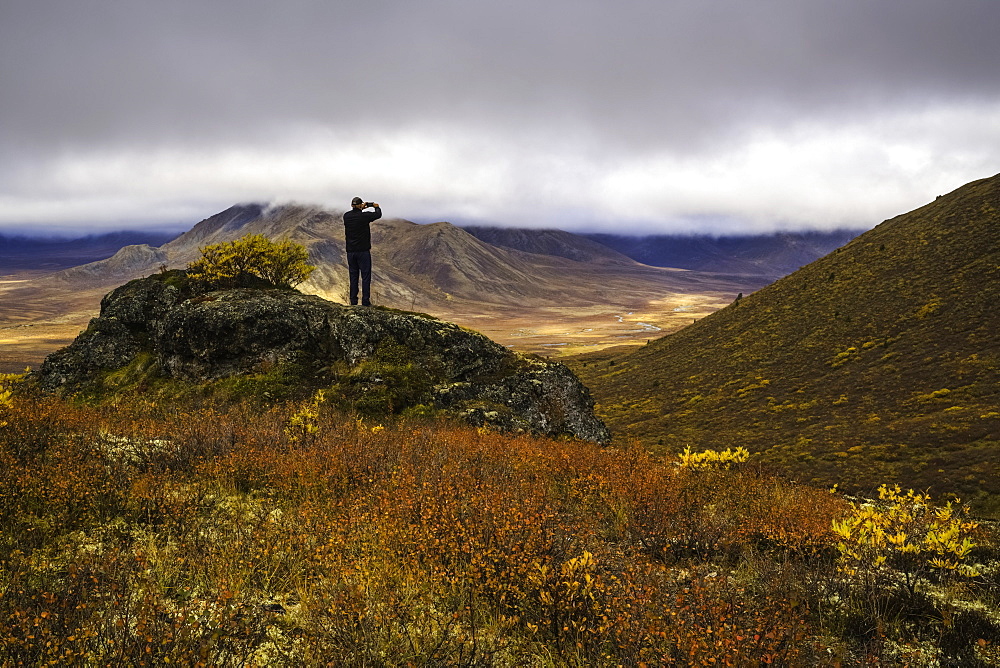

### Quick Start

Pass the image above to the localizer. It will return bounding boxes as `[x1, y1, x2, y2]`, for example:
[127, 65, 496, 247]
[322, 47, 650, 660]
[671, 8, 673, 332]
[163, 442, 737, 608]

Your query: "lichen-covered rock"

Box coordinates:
[35, 318, 143, 392]
[100, 272, 183, 328]
[34, 274, 610, 444]
[153, 289, 514, 384]
[36, 275, 183, 392]
[432, 361, 611, 445]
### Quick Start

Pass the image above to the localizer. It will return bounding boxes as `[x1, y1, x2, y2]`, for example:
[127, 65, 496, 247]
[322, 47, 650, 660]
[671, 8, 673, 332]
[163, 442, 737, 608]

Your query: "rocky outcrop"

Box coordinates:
[35, 273, 610, 444]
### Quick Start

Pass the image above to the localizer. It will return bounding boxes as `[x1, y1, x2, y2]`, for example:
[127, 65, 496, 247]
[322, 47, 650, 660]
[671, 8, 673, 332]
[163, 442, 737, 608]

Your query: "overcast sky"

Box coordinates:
[2, 0, 999, 236]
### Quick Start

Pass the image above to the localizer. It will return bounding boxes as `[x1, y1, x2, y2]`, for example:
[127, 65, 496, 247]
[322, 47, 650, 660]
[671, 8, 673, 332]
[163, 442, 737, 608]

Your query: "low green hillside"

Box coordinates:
[572, 174, 1000, 514]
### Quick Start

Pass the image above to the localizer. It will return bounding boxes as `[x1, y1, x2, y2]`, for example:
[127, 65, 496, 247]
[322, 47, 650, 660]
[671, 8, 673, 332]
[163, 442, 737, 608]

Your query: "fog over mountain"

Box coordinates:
[3, 1, 1000, 235]
[5, 206, 853, 285]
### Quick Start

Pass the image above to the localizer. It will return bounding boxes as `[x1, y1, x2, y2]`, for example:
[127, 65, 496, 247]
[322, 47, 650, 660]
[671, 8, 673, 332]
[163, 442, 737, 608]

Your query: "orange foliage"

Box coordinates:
[0, 395, 851, 664]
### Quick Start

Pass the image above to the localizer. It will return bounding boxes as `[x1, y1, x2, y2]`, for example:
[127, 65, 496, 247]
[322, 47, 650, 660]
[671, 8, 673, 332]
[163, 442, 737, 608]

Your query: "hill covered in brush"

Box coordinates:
[572, 174, 1000, 514]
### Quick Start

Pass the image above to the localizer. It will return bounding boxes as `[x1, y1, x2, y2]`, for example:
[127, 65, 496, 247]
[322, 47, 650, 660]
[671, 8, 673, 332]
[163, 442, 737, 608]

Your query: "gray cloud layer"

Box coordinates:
[2, 0, 999, 234]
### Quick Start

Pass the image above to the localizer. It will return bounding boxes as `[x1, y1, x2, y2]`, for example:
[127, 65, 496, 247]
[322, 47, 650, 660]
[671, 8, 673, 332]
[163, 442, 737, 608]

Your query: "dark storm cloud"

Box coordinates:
[2, 0, 999, 232]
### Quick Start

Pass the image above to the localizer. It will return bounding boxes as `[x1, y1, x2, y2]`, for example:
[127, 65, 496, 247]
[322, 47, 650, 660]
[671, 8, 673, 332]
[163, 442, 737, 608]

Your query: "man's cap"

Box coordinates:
[351, 197, 364, 206]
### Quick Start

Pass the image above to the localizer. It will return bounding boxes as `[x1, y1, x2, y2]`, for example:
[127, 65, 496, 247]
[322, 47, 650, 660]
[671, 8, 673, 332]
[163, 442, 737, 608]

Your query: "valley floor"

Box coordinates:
[0, 274, 104, 373]
[435, 292, 730, 358]
[0, 269, 747, 371]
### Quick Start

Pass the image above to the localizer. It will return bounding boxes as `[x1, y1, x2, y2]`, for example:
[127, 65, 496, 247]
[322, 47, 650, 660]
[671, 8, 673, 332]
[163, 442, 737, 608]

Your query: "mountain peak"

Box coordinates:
[186, 202, 265, 238]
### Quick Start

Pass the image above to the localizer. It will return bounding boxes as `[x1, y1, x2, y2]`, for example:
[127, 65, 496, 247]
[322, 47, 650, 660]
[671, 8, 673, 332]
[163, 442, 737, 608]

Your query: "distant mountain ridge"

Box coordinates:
[582, 230, 861, 276]
[461, 226, 638, 265]
[35, 203, 766, 314]
[6, 215, 857, 281]
[573, 174, 1000, 514]
[0, 230, 177, 272]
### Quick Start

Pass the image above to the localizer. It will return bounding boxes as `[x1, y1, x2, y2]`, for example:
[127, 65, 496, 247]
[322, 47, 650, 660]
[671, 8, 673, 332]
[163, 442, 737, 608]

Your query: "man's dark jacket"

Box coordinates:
[343, 206, 382, 252]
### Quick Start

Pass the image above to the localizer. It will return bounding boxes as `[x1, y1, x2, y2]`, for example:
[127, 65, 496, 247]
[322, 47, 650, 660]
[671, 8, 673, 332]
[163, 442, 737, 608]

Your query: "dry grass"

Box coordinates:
[435, 291, 733, 358]
[0, 277, 102, 373]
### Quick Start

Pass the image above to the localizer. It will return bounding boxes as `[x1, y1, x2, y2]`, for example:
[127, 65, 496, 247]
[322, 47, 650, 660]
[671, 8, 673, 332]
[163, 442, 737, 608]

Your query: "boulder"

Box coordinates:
[35, 274, 611, 444]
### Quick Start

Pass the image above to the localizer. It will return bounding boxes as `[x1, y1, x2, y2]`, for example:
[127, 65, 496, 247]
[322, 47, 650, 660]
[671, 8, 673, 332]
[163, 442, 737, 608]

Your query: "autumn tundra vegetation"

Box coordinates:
[4, 210, 1000, 666]
[1, 374, 998, 666]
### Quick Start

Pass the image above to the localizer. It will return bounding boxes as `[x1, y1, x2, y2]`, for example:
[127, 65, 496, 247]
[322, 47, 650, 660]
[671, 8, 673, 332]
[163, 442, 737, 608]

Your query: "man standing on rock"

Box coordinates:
[342, 197, 381, 306]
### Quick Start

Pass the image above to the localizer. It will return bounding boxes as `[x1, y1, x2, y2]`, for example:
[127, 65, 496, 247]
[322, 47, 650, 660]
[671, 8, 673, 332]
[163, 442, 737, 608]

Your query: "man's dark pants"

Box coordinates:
[347, 251, 372, 306]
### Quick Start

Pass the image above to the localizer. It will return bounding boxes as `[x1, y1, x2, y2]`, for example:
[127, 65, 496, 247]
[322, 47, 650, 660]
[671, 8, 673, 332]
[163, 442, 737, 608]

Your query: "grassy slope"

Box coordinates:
[571, 174, 1000, 514]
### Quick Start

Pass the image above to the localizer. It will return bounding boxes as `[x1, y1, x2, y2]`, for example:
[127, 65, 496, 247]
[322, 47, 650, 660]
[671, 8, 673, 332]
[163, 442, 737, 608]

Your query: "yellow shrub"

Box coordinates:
[0, 387, 11, 427]
[915, 297, 942, 318]
[285, 389, 327, 443]
[832, 484, 980, 595]
[915, 388, 952, 402]
[677, 446, 749, 471]
[188, 233, 315, 288]
[0, 371, 25, 427]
